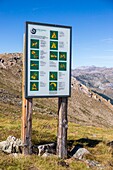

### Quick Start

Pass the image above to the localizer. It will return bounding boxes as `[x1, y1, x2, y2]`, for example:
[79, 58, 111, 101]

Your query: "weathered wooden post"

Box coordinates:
[57, 97, 68, 159]
[22, 98, 33, 155]
[26, 98, 33, 154]
[21, 35, 33, 154]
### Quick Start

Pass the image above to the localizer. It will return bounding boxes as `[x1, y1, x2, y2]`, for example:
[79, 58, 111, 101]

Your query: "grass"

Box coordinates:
[0, 153, 90, 170]
[0, 102, 113, 169]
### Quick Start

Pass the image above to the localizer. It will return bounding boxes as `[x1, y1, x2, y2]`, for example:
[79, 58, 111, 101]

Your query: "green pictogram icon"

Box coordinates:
[50, 41, 58, 50]
[31, 39, 39, 49]
[30, 60, 39, 70]
[50, 30, 58, 40]
[30, 71, 39, 80]
[49, 82, 57, 91]
[59, 62, 67, 71]
[59, 52, 67, 61]
[30, 82, 39, 91]
[30, 50, 39, 59]
[49, 72, 57, 80]
[50, 51, 58, 60]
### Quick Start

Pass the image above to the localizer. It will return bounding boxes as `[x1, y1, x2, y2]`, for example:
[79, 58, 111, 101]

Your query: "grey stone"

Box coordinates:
[73, 148, 90, 160]
[38, 145, 45, 156]
[85, 159, 104, 169]
[0, 141, 7, 150]
[42, 150, 51, 157]
[0, 62, 6, 69]
[36, 143, 56, 156]
[0, 136, 22, 154]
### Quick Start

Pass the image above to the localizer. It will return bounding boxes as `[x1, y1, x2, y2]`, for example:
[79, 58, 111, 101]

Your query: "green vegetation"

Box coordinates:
[0, 102, 113, 170]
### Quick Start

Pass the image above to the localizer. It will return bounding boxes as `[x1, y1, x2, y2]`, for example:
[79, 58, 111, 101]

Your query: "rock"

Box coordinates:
[36, 143, 56, 156]
[0, 62, 6, 69]
[42, 150, 51, 157]
[73, 148, 90, 160]
[18, 101, 22, 106]
[0, 58, 4, 63]
[0, 141, 7, 150]
[85, 159, 103, 168]
[38, 145, 45, 156]
[4, 142, 13, 153]
[13, 56, 20, 63]
[0, 136, 22, 154]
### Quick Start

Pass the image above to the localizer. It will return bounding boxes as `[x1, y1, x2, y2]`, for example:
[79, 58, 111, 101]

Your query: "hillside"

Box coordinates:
[0, 53, 113, 128]
[72, 66, 113, 104]
[1, 53, 113, 169]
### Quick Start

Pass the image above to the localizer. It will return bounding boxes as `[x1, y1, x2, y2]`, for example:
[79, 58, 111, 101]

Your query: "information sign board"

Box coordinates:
[25, 21, 72, 98]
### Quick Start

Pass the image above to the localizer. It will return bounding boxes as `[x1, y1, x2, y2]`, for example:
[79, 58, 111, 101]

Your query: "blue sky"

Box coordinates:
[0, 0, 113, 68]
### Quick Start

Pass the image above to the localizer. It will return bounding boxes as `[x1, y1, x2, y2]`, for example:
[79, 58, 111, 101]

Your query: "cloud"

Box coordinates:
[104, 49, 113, 52]
[32, 6, 52, 12]
[91, 55, 113, 60]
[32, 7, 45, 12]
[101, 38, 113, 43]
[83, 47, 92, 51]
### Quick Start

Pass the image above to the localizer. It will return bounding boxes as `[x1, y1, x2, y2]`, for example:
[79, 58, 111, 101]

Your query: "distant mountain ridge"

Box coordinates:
[72, 66, 113, 104]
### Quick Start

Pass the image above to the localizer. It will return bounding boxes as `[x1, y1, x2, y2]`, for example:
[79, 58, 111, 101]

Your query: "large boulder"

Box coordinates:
[73, 148, 90, 160]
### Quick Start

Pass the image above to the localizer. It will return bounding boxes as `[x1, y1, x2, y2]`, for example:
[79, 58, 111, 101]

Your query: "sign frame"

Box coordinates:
[25, 21, 72, 98]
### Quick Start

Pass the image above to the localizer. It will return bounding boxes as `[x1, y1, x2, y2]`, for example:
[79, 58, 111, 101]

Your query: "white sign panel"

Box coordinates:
[25, 22, 72, 98]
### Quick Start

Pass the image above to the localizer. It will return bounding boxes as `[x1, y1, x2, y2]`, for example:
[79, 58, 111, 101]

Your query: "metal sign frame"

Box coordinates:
[25, 21, 72, 98]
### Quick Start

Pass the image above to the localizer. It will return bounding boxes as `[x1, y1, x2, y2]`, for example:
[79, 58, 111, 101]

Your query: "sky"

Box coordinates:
[0, 0, 113, 68]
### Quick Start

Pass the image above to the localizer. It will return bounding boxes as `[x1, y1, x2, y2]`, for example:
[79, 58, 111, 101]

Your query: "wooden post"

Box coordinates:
[21, 92, 28, 154]
[22, 98, 33, 154]
[57, 97, 68, 159]
[21, 35, 33, 154]
[26, 98, 33, 154]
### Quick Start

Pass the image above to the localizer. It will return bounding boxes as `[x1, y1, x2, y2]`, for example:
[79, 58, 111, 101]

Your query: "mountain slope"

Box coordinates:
[72, 66, 113, 104]
[69, 77, 113, 127]
[0, 54, 113, 128]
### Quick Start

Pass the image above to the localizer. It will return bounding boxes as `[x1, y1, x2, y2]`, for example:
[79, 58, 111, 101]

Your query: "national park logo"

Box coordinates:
[30, 28, 36, 34]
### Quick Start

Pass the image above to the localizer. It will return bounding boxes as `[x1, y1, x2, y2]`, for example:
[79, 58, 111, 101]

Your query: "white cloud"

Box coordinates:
[104, 49, 113, 52]
[91, 55, 113, 60]
[101, 38, 113, 43]
[32, 7, 47, 11]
